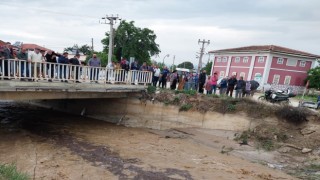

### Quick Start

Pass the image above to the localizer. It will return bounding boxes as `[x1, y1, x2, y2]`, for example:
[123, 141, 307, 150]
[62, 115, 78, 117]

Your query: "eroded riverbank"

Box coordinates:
[0, 101, 295, 179]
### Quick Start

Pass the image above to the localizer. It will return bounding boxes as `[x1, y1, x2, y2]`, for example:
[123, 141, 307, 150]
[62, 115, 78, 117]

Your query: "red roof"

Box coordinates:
[210, 45, 320, 58]
[21, 44, 52, 52]
[0, 40, 6, 46]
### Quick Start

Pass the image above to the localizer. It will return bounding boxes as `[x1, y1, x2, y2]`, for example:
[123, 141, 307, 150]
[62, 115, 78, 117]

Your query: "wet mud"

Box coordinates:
[0, 101, 295, 180]
[0, 101, 192, 180]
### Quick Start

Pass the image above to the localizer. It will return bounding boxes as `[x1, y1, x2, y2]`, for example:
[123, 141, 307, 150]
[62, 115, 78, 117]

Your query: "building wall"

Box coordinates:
[230, 56, 252, 67]
[267, 69, 307, 86]
[270, 56, 312, 71]
[253, 56, 267, 67]
[228, 67, 250, 79]
[251, 68, 265, 80]
[212, 51, 316, 86]
[214, 56, 229, 66]
[212, 66, 227, 78]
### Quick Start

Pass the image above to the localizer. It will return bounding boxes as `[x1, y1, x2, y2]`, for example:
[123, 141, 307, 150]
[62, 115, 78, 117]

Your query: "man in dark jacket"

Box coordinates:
[235, 76, 245, 98]
[45, 51, 59, 81]
[198, 70, 206, 93]
[58, 52, 69, 82]
[69, 54, 81, 83]
[226, 75, 237, 97]
[17, 48, 28, 80]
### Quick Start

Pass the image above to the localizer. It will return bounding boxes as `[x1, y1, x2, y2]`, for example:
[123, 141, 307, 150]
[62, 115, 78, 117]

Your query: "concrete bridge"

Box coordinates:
[0, 59, 152, 100]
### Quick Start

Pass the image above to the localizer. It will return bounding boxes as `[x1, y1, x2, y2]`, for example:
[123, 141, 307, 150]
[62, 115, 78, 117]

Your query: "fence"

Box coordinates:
[0, 59, 153, 85]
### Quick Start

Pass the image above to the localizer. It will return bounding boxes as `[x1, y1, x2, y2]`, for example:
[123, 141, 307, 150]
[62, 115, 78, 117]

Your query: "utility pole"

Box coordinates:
[171, 55, 175, 72]
[100, 14, 121, 65]
[197, 39, 210, 74]
[91, 38, 94, 52]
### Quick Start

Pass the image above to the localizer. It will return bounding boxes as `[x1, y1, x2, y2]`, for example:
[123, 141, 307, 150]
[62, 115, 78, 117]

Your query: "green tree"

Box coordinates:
[85, 51, 116, 67]
[177, 61, 194, 69]
[202, 61, 213, 75]
[306, 66, 320, 89]
[64, 44, 92, 55]
[101, 20, 160, 65]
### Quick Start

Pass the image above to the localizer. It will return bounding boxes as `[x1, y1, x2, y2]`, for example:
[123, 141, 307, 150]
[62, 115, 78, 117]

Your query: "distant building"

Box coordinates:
[21, 43, 52, 52]
[209, 45, 320, 90]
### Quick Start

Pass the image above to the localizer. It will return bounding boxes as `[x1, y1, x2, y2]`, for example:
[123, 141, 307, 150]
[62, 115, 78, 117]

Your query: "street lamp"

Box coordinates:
[162, 54, 169, 66]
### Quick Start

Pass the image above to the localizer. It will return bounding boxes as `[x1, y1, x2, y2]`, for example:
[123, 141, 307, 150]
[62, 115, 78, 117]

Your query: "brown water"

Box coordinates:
[0, 101, 294, 180]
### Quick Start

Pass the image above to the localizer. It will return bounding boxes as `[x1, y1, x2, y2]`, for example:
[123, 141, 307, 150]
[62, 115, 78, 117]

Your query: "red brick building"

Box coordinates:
[209, 45, 320, 89]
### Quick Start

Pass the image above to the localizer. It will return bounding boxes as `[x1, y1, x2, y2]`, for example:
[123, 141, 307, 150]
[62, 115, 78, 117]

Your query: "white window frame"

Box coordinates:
[219, 71, 225, 78]
[277, 58, 284, 64]
[299, 61, 306, 67]
[284, 76, 291, 85]
[286, 59, 297, 66]
[232, 72, 237, 76]
[258, 56, 264, 63]
[217, 57, 221, 62]
[239, 72, 245, 78]
[222, 57, 228, 62]
[272, 74, 280, 84]
[235, 57, 240, 63]
[243, 57, 249, 63]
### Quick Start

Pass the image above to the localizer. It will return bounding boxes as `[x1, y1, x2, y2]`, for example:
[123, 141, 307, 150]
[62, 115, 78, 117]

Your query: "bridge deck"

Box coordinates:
[0, 80, 146, 100]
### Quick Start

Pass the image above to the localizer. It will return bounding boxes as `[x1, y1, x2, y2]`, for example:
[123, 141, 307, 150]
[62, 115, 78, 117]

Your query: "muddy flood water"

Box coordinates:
[0, 101, 295, 180]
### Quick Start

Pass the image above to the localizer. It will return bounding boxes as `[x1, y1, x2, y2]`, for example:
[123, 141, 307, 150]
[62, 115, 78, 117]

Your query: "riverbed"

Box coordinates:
[0, 101, 294, 179]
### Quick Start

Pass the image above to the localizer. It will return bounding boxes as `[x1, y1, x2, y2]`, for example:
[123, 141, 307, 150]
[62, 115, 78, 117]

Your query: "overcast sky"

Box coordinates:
[1, 0, 319, 66]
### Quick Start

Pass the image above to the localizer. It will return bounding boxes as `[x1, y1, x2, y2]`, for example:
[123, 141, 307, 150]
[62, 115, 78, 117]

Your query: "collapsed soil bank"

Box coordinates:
[30, 97, 255, 131]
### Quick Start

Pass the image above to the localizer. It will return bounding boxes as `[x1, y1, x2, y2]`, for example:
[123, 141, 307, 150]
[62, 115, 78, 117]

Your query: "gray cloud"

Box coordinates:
[0, 0, 319, 65]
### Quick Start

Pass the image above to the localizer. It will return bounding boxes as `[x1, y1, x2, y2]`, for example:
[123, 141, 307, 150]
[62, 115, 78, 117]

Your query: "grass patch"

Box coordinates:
[214, 97, 238, 114]
[0, 163, 29, 180]
[147, 85, 156, 94]
[295, 94, 318, 102]
[234, 130, 251, 145]
[179, 104, 193, 111]
[175, 90, 197, 96]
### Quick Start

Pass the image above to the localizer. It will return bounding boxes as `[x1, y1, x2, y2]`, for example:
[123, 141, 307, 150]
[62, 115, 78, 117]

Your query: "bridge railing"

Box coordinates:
[0, 59, 153, 85]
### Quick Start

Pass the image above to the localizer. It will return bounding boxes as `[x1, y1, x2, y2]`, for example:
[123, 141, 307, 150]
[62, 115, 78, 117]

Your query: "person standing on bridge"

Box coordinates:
[28, 47, 44, 81]
[58, 52, 69, 82]
[17, 48, 28, 81]
[88, 54, 101, 83]
[69, 54, 81, 83]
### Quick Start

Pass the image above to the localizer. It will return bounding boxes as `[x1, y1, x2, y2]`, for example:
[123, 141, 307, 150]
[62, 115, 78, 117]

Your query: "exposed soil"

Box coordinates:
[0, 101, 296, 180]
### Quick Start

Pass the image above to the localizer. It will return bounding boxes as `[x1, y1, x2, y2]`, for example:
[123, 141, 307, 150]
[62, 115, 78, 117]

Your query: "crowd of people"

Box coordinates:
[199, 70, 260, 97]
[0, 42, 102, 82]
[148, 67, 259, 98]
[1, 42, 260, 94]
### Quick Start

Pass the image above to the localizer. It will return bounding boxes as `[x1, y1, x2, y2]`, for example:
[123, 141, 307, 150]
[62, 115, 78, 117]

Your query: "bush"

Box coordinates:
[275, 105, 307, 124]
[0, 163, 29, 180]
[175, 90, 197, 96]
[214, 98, 238, 114]
[147, 85, 156, 94]
[179, 104, 193, 111]
[234, 130, 251, 145]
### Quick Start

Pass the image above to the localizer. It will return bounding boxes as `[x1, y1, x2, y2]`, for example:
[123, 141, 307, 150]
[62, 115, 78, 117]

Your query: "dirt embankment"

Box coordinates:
[144, 89, 320, 179]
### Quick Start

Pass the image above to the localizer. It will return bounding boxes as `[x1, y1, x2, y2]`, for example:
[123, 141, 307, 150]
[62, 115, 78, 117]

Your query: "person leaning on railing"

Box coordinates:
[17, 48, 28, 81]
[88, 54, 101, 83]
[69, 54, 81, 83]
[28, 47, 44, 81]
[57, 52, 69, 82]
[0, 42, 14, 80]
[45, 50, 59, 82]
